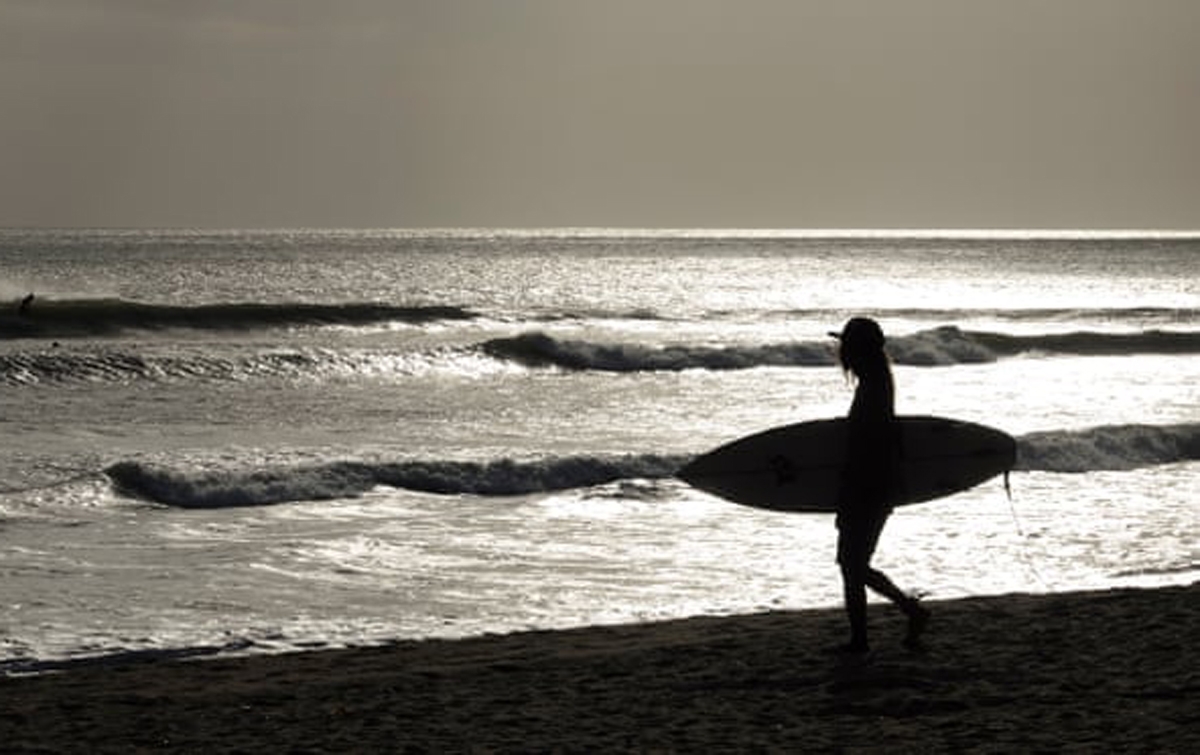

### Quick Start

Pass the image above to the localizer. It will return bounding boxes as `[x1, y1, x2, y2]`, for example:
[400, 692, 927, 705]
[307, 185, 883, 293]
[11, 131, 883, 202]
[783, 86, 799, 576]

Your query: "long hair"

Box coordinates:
[836, 317, 894, 391]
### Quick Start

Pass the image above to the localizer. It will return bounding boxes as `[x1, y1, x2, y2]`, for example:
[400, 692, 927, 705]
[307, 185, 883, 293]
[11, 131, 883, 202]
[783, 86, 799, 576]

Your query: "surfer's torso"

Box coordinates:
[838, 374, 898, 520]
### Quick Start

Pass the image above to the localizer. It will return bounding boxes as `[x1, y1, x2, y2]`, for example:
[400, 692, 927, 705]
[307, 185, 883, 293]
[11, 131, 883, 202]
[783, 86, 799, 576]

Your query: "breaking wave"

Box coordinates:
[481, 326, 1200, 372]
[101, 423, 1198, 508]
[104, 455, 688, 509]
[0, 298, 477, 339]
[1015, 423, 1200, 473]
[481, 332, 833, 372]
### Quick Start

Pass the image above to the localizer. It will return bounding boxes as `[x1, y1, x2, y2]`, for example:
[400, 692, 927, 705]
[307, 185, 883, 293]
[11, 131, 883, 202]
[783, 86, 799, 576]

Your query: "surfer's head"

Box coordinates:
[829, 317, 888, 378]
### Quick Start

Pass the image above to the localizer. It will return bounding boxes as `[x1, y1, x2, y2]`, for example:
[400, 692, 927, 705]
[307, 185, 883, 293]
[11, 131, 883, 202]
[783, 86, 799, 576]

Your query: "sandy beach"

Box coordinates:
[3, 583, 1196, 753]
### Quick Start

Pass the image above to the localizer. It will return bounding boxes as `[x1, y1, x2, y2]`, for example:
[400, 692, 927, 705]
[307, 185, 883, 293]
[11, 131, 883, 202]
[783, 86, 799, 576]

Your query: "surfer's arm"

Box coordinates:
[840, 413, 897, 509]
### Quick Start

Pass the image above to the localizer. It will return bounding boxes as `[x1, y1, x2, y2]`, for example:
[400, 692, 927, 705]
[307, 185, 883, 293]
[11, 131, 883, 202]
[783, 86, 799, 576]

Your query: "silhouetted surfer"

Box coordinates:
[18, 292, 34, 316]
[829, 317, 929, 652]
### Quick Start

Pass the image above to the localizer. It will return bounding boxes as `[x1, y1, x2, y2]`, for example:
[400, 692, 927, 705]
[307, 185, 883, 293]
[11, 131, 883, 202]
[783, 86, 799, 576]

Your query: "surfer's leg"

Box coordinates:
[864, 568, 930, 647]
[904, 601, 931, 649]
[857, 508, 931, 647]
[839, 563, 870, 651]
[846, 509, 899, 601]
[863, 567, 908, 604]
[836, 529, 871, 651]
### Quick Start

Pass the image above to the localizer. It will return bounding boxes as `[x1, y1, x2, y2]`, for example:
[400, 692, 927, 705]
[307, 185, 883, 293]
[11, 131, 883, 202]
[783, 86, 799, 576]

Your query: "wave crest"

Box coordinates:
[1, 299, 477, 339]
[481, 327, 1200, 372]
[1016, 423, 1200, 473]
[481, 332, 832, 372]
[104, 455, 688, 508]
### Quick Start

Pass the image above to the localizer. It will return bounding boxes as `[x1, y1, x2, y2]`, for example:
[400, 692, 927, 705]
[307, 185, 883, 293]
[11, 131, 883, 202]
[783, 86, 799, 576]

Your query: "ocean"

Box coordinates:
[1, 229, 1196, 672]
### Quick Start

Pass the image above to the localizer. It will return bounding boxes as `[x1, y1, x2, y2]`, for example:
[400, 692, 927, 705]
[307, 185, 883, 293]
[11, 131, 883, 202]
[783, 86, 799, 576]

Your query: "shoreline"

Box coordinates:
[3, 583, 1196, 752]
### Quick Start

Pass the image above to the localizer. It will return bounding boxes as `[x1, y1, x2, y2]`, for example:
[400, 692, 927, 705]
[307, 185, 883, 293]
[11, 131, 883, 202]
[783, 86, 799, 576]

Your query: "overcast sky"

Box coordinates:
[0, 0, 1196, 229]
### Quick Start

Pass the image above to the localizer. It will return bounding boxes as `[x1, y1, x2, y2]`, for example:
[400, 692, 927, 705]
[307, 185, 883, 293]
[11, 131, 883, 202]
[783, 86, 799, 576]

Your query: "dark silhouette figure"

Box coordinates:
[829, 317, 929, 652]
[18, 292, 34, 316]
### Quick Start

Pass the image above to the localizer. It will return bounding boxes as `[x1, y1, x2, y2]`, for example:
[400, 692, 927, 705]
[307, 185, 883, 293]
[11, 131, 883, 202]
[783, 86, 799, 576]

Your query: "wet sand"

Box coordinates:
[3, 583, 1196, 752]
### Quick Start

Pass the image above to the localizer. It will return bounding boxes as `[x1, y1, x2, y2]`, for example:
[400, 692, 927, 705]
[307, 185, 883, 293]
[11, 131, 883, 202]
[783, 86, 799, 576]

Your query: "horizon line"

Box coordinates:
[3, 226, 1199, 240]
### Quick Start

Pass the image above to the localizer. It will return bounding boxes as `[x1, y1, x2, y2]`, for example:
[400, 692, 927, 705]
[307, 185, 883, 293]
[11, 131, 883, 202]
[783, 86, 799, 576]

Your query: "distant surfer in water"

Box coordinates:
[829, 317, 929, 652]
[18, 292, 34, 316]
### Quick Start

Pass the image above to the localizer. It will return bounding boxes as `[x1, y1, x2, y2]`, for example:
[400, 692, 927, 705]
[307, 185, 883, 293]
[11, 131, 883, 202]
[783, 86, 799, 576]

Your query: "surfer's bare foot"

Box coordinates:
[903, 603, 931, 649]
